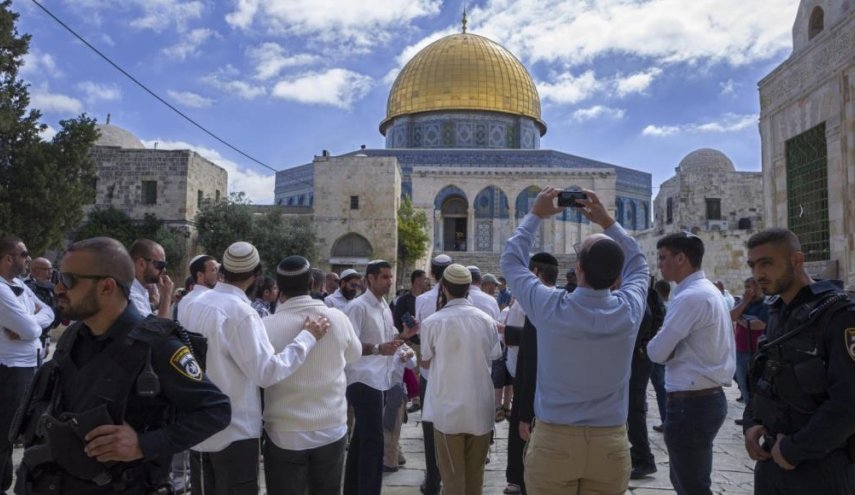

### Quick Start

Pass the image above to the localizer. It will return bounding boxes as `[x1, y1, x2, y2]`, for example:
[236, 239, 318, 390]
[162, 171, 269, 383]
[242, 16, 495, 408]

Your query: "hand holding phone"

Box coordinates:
[557, 190, 588, 208]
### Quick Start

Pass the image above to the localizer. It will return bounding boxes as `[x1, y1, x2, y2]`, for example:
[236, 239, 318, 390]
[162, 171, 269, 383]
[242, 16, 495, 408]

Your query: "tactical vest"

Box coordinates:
[13, 316, 202, 493]
[751, 291, 854, 436]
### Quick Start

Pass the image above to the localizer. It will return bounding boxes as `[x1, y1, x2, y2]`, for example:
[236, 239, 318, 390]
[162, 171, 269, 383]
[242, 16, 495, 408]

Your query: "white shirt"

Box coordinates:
[344, 289, 397, 391]
[0, 278, 51, 366]
[415, 285, 442, 379]
[325, 289, 351, 312]
[504, 300, 526, 378]
[647, 271, 736, 392]
[129, 279, 152, 316]
[176, 284, 210, 323]
[181, 283, 317, 452]
[469, 286, 501, 320]
[421, 298, 502, 435]
[263, 295, 362, 451]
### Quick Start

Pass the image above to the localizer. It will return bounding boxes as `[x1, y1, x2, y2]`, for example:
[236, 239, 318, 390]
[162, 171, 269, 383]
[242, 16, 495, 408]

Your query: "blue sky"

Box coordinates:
[15, 0, 799, 204]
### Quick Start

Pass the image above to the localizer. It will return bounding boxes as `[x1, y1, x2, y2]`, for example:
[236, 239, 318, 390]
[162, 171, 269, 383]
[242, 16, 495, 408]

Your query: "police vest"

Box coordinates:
[751, 291, 854, 436]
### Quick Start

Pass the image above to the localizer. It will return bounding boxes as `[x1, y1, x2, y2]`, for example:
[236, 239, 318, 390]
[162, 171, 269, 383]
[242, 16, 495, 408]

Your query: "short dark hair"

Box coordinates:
[443, 280, 469, 299]
[469, 269, 481, 284]
[366, 260, 392, 279]
[184, 275, 194, 291]
[310, 268, 324, 291]
[223, 264, 261, 284]
[254, 276, 276, 299]
[190, 255, 215, 281]
[746, 228, 801, 252]
[529, 252, 559, 286]
[0, 236, 22, 257]
[497, 276, 506, 284]
[128, 239, 161, 260]
[65, 237, 134, 299]
[410, 269, 426, 285]
[656, 232, 704, 269]
[277, 257, 312, 298]
[430, 258, 451, 281]
[653, 280, 671, 299]
[579, 238, 624, 290]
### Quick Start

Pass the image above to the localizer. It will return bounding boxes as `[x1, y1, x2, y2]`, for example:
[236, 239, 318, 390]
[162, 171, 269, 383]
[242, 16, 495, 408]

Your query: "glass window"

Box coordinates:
[142, 181, 157, 205]
[786, 123, 829, 262]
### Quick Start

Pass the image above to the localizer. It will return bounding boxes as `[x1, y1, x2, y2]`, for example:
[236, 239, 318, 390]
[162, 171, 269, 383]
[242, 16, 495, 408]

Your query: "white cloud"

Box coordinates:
[167, 90, 214, 108]
[76, 81, 122, 103]
[204, 66, 267, 100]
[39, 124, 58, 142]
[141, 139, 275, 204]
[163, 28, 217, 60]
[537, 71, 604, 105]
[720, 78, 737, 95]
[21, 50, 60, 78]
[30, 87, 84, 114]
[272, 68, 373, 109]
[614, 68, 662, 97]
[572, 105, 625, 122]
[129, 1, 204, 32]
[226, 0, 442, 50]
[247, 43, 318, 80]
[642, 113, 757, 137]
[466, 0, 796, 67]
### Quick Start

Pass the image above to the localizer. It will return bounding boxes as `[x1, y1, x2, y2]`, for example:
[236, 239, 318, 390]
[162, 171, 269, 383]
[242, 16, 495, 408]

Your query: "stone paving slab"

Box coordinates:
[11, 384, 755, 494]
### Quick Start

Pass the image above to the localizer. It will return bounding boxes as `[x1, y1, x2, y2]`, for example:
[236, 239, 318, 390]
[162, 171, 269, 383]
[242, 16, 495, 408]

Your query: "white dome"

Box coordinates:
[678, 148, 735, 173]
[94, 124, 145, 149]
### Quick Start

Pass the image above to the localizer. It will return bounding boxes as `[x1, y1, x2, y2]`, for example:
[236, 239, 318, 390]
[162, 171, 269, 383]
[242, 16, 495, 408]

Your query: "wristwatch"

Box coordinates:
[371, 344, 380, 355]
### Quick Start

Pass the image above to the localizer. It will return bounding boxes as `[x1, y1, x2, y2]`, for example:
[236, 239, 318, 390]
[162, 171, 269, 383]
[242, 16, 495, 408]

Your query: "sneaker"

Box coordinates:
[398, 451, 406, 465]
[407, 401, 422, 413]
[630, 465, 657, 479]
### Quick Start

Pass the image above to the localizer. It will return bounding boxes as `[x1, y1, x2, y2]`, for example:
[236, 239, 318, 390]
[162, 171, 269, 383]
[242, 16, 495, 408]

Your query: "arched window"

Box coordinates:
[331, 233, 373, 258]
[615, 199, 625, 227]
[809, 6, 824, 40]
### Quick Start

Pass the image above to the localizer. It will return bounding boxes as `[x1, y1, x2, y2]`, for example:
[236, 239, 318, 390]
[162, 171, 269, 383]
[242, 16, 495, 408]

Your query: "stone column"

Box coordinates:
[467, 207, 475, 252]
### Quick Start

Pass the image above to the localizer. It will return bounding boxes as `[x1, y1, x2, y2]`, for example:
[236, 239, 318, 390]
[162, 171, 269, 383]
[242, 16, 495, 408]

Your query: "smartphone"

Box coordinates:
[557, 190, 587, 208]
[402, 312, 415, 328]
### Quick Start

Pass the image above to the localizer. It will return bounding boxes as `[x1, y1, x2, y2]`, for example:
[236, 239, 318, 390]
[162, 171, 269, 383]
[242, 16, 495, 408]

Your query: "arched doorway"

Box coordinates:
[330, 233, 373, 272]
[441, 196, 468, 251]
[474, 185, 509, 251]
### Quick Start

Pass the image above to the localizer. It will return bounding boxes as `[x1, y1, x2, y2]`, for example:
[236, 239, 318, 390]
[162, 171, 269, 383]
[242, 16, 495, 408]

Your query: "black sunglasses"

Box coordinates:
[144, 258, 168, 270]
[18, 251, 29, 258]
[59, 272, 111, 289]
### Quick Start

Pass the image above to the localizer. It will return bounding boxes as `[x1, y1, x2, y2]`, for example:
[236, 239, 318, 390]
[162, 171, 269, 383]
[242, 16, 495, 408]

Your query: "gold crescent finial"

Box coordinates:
[462, 2, 468, 33]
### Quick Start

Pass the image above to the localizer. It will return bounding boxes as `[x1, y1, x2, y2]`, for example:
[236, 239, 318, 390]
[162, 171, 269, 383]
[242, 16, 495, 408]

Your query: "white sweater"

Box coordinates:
[263, 296, 362, 433]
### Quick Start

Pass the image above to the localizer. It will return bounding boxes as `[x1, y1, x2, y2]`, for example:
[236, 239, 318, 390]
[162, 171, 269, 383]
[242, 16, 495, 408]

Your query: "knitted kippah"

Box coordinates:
[222, 242, 260, 273]
[432, 254, 452, 267]
[340, 268, 361, 281]
[443, 263, 472, 285]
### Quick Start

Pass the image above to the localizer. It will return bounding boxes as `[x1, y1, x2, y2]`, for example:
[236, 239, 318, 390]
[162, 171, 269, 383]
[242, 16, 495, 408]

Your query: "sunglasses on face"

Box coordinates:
[58, 272, 111, 289]
[18, 251, 29, 258]
[144, 258, 167, 270]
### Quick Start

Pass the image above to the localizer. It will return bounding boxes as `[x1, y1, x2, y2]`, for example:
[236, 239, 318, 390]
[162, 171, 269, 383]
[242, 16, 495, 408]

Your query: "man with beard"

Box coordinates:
[182, 241, 330, 494]
[13, 237, 230, 494]
[0, 237, 54, 494]
[128, 239, 174, 318]
[326, 269, 362, 311]
[742, 229, 855, 494]
[24, 256, 61, 358]
[176, 254, 218, 322]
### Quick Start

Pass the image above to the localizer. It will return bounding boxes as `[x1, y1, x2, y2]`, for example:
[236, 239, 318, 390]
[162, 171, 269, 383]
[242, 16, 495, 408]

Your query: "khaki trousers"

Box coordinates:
[523, 421, 630, 495]
[383, 400, 405, 467]
[433, 429, 492, 495]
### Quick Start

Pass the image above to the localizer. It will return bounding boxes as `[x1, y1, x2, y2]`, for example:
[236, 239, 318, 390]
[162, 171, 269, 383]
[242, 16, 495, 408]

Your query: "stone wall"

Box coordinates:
[311, 155, 401, 273]
[759, 4, 854, 286]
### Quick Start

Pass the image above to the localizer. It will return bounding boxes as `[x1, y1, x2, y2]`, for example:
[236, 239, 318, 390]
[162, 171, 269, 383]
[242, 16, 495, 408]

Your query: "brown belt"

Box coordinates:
[666, 386, 722, 399]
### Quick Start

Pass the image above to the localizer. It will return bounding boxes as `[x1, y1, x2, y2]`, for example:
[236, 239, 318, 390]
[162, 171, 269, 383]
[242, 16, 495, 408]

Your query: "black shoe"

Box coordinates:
[734, 418, 745, 426]
[652, 424, 664, 433]
[630, 465, 657, 479]
[420, 482, 440, 495]
[407, 402, 422, 413]
[383, 465, 399, 473]
[736, 396, 744, 403]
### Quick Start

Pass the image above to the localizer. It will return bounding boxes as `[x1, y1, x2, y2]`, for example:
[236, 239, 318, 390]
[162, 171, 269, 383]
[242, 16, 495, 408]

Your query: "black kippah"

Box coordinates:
[277, 256, 310, 277]
[530, 252, 558, 266]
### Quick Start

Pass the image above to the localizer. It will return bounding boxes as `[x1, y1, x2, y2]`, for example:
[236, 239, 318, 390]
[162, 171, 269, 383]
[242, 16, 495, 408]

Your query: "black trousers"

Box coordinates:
[189, 438, 259, 495]
[263, 433, 346, 495]
[627, 350, 655, 470]
[0, 365, 35, 494]
[343, 383, 384, 495]
[420, 376, 441, 494]
[755, 448, 855, 495]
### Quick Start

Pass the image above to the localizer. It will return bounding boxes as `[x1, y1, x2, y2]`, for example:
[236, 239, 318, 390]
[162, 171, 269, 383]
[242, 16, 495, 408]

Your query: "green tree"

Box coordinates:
[397, 195, 430, 280]
[253, 211, 317, 274]
[0, 2, 99, 253]
[194, 192, 254, 262]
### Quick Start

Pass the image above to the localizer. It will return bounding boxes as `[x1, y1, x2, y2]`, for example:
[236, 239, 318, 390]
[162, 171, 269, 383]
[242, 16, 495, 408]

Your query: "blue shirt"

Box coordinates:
[500, 214, 648, 426]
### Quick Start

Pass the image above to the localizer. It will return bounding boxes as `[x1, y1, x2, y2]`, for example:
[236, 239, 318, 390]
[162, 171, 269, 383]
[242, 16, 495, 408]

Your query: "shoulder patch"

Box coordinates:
[846, 328, 855, 362]
[170, 346, 203, 381]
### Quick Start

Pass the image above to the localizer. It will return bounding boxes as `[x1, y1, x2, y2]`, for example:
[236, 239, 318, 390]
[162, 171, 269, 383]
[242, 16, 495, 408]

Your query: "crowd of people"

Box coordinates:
[1, 186, 854, 495]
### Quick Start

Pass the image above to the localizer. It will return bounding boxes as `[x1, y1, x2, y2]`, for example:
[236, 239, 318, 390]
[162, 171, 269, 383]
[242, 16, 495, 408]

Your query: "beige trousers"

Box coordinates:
[523, 421, 630, 495]
[383, 400, 405, 467]
[433, 429, 492, 495]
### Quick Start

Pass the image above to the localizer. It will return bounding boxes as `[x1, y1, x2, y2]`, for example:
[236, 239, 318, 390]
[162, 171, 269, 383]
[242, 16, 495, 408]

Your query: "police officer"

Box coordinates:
[742, 228, 855, 494]
[12, 237, 231, 494]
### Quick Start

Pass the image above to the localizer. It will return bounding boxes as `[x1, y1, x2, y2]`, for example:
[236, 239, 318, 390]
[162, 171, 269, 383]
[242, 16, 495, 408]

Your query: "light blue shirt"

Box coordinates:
[500, 214, 648, 426]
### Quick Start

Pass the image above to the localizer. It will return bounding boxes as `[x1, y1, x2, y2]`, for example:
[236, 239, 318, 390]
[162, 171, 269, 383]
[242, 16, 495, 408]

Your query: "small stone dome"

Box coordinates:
[94, 124, 145, 149]
[678, 148, 735, 173]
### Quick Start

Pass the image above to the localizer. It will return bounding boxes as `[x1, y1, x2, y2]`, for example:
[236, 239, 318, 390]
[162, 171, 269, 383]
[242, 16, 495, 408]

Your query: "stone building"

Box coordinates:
[758, 0, 855, 286]
[87, 122, 228, 265]
[275, 29, 651, 276]
[637, 148, 765, 293]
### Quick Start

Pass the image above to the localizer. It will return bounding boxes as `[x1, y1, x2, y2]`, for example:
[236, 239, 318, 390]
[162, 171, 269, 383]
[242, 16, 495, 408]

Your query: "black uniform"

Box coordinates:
[13, 306, 231, 494]
[744, 280, 855, 494]
[504, 315, 538, 495]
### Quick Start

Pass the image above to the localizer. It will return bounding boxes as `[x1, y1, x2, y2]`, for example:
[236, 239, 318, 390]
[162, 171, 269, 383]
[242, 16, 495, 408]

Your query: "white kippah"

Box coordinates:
[188, 254, 209, 269]
[222, 242, 260, 274]
[340, 268, 361, 280]
[433, 254, 452, 266]
[443, 264, 472, 285]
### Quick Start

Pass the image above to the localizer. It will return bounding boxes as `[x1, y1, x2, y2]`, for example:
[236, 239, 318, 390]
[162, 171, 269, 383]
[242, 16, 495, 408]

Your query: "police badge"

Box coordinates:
[170, 346, 203, 381]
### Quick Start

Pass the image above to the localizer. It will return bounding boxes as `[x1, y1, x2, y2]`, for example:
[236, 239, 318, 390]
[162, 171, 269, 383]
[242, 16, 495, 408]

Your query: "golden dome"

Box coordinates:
[381, 33, 545, 135]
